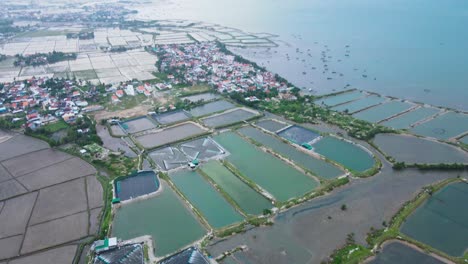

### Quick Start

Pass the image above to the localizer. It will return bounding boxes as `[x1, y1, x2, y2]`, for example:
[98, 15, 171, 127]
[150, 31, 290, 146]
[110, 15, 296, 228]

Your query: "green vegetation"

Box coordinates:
[0, 116, 23, 130]
[42, 119, 68, 133]
[327, 243, 372, 264]
[143, 244, 149, 261]
[14, 51, 77, 67]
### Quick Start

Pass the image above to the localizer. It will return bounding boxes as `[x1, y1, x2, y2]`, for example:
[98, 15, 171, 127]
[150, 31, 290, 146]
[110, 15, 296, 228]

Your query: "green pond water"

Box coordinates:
[352, 101, 413, 123]
[214, 132, 319, 201]
[381, 107, 440, 129]
[112, 182, 206, 257]
[201, 160, 272, 215]
[314, 90, 365, 107]
[410, 111, 468, 140]
[461, 135, 468, 144]
[313, 136, 375, 172]
[331, 95, 386, 114]
[238, 126, 343, 179]
[170, 170, 244, 229]
[400, 182, 468, 256]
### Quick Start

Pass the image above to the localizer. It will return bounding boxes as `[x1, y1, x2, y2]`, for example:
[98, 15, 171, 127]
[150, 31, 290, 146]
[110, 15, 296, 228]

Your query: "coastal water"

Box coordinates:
[133, 0, 468, 111]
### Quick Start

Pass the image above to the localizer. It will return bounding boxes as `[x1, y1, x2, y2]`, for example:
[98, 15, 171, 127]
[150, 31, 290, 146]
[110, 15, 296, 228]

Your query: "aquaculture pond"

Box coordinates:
[461, 135, 468, 144]
[214, 132, 319, 201]
[400, 182, 468, 256]
[201, 108, 258, 128]
[151, 110, 190, 125]
[200, 161, 272, 215]
[352, 101, 413, 123]
[135, 122, 207, 149]
[112, 181, 206, 257]
[170, 170, 244, 229]
[410, 111, 468, 140]
[181, 93, 220, 102]
[312, 136, 375, 173]
[255, 119, 289, 133]
[238, 126, 343, 179]
[277, 125, 320, 144]
[331, 95, 386, 114]
[314, 90, 365, 107]
[374, 134, 468, 164]
[114, 171, 159, 201]
[381, 107, 440, 129]
[368, 241, 445, 264]
[121, 116, 157, 134]
[189, 100, 235, 117]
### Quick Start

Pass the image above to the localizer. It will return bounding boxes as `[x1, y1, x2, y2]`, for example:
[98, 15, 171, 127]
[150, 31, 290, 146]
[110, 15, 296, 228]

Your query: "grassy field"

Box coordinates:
[179, 84, 211, 96]
[106, 94, 150, 111]
[43, 120, 69, 133]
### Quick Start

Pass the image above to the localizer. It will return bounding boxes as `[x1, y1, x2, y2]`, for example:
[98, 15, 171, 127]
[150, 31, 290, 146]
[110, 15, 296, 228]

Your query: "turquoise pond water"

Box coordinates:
[313, 136, 375, 172]
[352, 101, 413, 123]
[381, 107, 440, 129]
[461, 136, 468, 144]
[331, 95, 386, 114]
[410, 112, 468, 140]
[314, 90, 365, 107]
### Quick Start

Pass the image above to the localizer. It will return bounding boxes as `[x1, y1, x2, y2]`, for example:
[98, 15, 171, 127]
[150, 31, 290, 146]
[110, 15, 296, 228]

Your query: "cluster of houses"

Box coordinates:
[0, 77, 103, 129]
[108, 82, 160, 104]
[158, 43, 296, 99]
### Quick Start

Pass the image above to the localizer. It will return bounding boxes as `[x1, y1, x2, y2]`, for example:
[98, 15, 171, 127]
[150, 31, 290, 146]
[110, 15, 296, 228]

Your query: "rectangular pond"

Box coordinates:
[331, 95, 386, 114]
[255, 119, 289, 133]
[313, 136, 375, 173]
[170, 170, 244, 229]
[135, 122, 207, 149]
[314, 90, 365, 107]
[112, 181, 206, 257]
[410, 111, 468, 140]
[121, 116, 157, 134]
[214, 132, 319, 201]
[352, 101, 414, 123]
[368, 241, 445, 264]
[201, 108, 258, 128]
[381, 107, 440, 129]
[238, 126, 343, 179]
[189, 100, 235, 117]
[277, 125, 320, 145]
[179, 137, 224, 160]
[200, 161, 272, 216]
[148, 147, 189, 171]
[181, 93, 220, 103]
[114, 171, 159, 201]
[400, 182, 468, 256]
[151, 110, 190, 125]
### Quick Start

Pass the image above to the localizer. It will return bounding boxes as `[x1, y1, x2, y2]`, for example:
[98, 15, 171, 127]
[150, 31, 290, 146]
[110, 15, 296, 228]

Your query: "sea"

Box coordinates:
[132, 0, 468, 111]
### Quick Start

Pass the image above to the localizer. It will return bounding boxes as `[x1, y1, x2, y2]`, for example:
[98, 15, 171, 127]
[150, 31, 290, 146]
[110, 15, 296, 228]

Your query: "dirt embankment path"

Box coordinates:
[92, 105, 153, 122]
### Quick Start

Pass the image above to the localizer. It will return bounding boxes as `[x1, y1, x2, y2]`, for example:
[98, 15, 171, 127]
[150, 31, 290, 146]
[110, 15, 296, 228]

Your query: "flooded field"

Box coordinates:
[374, 134, 468, 164]
[121, 117, 157, 134]
[135, 122, 207, 149]
[332, 95, 387, 114]
[314, 90, 365, 107]
[170, 170, 244, 229]
[381, 107, 440, 129]
[201, 161, 272, 215]
[238, 126, 343, 179]
[214, 132, 319, 201]
[400, 182, 468, 256]
[201, 108, 258, 128]
[410, 112, 468, 140]
[114, 171, 159, 201]
[189, 100, 235, 117]
[148, 147, 188, 171]
[277, 125, 320, 144]
[112, 181, 206, 257]
[181, 93, 220, 103]
[255, 119, 289, 133]
[151, 110, 190, 125]
[352, 101, 413, 123]
[313, 136, 375, 173]
[368, 241, 445, 264]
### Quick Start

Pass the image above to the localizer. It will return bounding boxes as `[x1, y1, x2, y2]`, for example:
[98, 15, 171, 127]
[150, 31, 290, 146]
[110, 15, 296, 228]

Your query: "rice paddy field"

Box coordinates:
[314, 90, 365, 107]
[134, 122, 207, 149]
[368, 241, 445, 264]
[112, 181, 206, 257]
[374, 134, 468, 164]
[188, 100, 236, 117]
[255, 119, 289, 133]
[312, 136, 375, 173]
[381, 107, 440, 129]
[410, 112, 468, 140]
[201, 108, 258, 128]
[170, 170, 244, 229]
[238, 126, 343, 179]
[200, 161, 273, 215]
[352, 101, 414, 123]
[213, 132, 319, 201]
[121, 117, 157, 134]
[277, 125, 320, 145]
[331, 95, 387, 114]
[400, 182, 468, 256]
